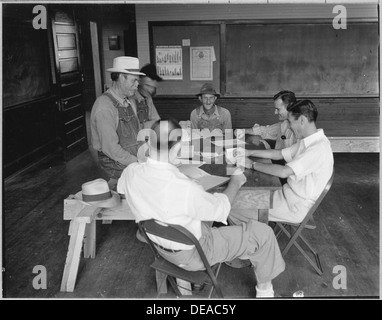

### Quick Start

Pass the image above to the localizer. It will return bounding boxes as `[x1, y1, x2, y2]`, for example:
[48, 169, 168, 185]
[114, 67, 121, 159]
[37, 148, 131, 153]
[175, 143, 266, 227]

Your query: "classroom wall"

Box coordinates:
[101, 22, 127, 91]
[135, 3, 380, 152]
[135, 3, 378, 65]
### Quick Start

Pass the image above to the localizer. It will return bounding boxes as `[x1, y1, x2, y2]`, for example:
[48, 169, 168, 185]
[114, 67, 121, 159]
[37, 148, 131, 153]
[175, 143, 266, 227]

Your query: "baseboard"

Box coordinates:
[328, 137, 380, 152]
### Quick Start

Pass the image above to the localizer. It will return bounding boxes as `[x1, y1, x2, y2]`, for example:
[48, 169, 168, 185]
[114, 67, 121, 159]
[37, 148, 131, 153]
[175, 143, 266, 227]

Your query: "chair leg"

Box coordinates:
[277, 223, 323, 275]
[167, 275, 183, 298]
[207, 263, 223, 298]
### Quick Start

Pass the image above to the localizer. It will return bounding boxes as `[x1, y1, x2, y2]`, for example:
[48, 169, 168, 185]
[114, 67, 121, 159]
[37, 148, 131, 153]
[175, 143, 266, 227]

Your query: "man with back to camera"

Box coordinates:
[235, 100, 334, 224]
[235, 90, 297, 150]
[117, 119, 285, 298]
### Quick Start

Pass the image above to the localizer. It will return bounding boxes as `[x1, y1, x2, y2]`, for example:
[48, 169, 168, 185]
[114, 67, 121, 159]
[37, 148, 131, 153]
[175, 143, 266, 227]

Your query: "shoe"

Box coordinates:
[136, 229, 147, 244]
[224, 258, 251, 268]
[192, 283, 206, 292]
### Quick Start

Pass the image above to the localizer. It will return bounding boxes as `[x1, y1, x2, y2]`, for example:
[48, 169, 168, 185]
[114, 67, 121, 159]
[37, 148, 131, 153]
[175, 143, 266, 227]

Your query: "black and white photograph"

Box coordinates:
[1, 0, 380, 303]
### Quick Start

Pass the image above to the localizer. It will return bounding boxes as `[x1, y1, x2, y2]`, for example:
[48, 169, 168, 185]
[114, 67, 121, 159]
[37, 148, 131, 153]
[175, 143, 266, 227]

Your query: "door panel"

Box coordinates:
[51, 7, 87, 161]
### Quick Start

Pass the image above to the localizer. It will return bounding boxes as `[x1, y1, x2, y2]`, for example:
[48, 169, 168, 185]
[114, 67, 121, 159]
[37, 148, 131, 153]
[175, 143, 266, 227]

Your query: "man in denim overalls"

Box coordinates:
[90, 57, 160, 188]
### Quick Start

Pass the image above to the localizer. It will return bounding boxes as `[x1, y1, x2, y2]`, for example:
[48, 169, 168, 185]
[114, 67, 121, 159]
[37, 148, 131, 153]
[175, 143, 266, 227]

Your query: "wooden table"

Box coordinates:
[60, 138, 282, 292]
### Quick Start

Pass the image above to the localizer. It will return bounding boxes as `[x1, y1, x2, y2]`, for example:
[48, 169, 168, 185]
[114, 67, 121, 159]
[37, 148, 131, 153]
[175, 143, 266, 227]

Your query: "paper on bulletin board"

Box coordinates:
[156, 45, 183, 80]
[190, 46, 215, 81]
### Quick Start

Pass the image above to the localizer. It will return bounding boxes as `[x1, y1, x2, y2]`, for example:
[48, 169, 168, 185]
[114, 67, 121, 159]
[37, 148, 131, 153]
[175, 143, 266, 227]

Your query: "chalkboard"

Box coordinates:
[3, 21, 52, 107]
[150, 24, 220, 96]
[225, 22, 379, 97]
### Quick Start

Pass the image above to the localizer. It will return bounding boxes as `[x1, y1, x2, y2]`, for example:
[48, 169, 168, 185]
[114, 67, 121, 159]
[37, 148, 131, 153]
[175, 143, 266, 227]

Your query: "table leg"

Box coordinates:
[60, 220, 87, 292]
[84, 220, 96, 259]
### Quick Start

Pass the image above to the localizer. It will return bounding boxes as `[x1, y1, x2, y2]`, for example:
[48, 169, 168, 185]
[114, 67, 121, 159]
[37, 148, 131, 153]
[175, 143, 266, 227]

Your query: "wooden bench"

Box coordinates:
[60, 186, 275, 293]
[60, 194, 135, 292]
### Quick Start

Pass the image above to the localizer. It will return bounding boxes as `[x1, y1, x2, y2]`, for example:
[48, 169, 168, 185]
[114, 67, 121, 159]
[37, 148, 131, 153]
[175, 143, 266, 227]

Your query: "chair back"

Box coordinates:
[300, 169, 335, 226]
[138, 219, 223, 298]
[275, 170, 335, 275]
[140, 219, 196, 246]
[139, 219, 211, 269]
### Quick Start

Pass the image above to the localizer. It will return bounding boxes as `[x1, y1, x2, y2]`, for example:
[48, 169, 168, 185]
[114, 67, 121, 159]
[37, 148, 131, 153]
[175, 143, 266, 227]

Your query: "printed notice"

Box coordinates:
[156, 45, 183, 80]
[190, 46, 214, 81]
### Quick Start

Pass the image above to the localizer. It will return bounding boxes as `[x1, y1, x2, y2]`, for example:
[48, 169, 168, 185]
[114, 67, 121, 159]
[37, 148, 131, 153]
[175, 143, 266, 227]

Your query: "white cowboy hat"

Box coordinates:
[106, 56, 146, 76]
[77, 178, 121, 208]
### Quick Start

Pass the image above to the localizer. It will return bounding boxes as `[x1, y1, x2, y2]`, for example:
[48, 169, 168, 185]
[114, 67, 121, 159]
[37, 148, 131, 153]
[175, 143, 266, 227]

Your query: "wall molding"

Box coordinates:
[328, 137, 380, 153]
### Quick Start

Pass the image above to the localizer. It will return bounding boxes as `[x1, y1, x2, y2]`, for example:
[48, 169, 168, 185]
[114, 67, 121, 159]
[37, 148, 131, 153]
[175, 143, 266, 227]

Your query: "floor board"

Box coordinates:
[3, 151, 379, 299]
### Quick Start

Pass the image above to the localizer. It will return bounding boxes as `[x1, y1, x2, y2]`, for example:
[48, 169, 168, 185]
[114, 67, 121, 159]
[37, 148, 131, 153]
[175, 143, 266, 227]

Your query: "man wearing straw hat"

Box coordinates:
[90, 57, 160, 187]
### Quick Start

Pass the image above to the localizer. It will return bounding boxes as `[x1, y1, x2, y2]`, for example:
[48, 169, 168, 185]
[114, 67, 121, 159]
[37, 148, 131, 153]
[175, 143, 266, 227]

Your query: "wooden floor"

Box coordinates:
[2, 150, 379, 299]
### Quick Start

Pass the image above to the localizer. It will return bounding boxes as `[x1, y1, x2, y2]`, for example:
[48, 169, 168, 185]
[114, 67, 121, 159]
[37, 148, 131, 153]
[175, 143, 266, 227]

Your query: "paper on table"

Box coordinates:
[178, 164, 230, 191]
[201, 152, 220, 159]
[211, 138, 247, 147]
[225, 148, 237, 165]
[178, 164, 207, 177]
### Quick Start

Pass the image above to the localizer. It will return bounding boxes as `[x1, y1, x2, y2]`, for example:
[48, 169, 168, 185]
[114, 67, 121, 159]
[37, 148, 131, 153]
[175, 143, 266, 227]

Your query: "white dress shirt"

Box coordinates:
[269, 129, 334, 223]
[117, 157, 231, 250]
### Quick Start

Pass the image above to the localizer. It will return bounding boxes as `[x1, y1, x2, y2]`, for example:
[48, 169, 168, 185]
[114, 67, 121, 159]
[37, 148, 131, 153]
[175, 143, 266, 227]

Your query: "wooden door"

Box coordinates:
[51, 8, 87, 161]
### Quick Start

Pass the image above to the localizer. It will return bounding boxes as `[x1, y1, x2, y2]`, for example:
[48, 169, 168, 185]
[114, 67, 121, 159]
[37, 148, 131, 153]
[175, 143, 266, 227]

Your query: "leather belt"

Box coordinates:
[154, 242, 181, 253]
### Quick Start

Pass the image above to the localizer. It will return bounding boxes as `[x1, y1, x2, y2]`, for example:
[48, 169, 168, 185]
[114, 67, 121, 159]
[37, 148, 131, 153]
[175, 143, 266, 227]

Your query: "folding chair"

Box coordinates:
[273, 171, 335, 275]
[138, 219, 223, 298]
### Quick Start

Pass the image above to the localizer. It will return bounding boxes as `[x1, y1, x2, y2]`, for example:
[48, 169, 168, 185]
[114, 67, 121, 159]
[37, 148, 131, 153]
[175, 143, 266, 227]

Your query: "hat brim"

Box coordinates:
[196, 93, 220, 98]
[149, 74, 163, 81]
[107, 67, 146, 76]
[75, 190, 121, 208]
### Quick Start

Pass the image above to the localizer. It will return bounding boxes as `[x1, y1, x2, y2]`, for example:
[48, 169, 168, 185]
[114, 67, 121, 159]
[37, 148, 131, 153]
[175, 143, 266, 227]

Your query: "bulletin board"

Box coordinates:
[225, 22, 379, 97]
[149, 23, 220, 96]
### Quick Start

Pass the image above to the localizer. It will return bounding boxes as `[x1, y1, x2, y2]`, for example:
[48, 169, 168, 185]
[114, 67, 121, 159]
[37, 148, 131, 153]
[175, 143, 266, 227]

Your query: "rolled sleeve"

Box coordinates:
[187, 184, 231, 223]
[285, 145, 324, 181]
[281, 146, 293, 163]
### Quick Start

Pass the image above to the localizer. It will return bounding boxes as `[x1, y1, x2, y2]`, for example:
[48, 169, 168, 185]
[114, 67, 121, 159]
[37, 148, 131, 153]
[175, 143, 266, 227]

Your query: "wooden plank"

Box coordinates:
[84, 220, 96, 259]
[60, 220, 86, 292]
[61, 206, 100, 292]
[76, 206, 101, 224]
[64, 198, 135, 221]
[328, 137, 380, 152]
[153, 97, 379, 138]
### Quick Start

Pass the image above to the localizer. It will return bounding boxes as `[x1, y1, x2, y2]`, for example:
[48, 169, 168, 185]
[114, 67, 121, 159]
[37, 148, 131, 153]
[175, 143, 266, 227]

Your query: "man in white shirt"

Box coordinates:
[235, 90, 297, 150]
[236, 100, 334, 224]
[118, 119, 285, 298]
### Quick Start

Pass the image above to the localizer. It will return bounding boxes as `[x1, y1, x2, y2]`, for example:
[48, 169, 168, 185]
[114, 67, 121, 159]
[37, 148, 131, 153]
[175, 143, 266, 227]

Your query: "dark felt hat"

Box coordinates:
[140, 63, 163, 81]
[196, 83, 220, 98]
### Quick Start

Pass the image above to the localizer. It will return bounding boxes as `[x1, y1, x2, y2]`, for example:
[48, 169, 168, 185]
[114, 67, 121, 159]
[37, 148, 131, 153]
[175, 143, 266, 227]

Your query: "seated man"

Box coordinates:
[190, 83, 232, 132]
[133, 63, 162, 129]
[236, 100, 334, 224]
[117, 119, 285, 298]
[235, 90, 297, 150]
[90, 57, 160, 187]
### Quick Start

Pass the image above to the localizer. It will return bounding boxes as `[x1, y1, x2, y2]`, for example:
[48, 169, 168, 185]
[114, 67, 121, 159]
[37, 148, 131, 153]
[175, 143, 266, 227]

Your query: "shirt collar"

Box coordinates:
[303, 128, 325, 147]
[146, 157, 179, 170]
[109, 88, 130, 106]
[198, 105, 219, 118]
[135, 86, 147, 102]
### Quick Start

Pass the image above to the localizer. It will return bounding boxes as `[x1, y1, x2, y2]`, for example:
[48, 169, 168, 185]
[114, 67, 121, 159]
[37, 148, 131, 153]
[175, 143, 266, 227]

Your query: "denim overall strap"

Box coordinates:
[103, 92, 140, 156]
[196, 105, 224, 131]
[135, 96, 149, 125]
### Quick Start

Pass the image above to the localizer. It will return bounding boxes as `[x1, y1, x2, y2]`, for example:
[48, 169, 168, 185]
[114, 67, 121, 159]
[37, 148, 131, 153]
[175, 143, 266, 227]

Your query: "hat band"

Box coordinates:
[124, 68, 140, 72]
[83, 191, 112, 202]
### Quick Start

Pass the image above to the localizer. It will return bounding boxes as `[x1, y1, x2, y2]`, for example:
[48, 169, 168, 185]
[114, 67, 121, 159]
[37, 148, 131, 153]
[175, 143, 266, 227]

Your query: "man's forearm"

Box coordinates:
[222, 180, 242, 204]
[252, 162, 292, 178]
[246, 148, 283, 160]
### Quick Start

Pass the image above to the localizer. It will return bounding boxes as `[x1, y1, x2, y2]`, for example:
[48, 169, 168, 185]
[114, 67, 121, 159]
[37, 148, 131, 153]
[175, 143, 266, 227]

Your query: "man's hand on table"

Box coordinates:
[229, 167, 247, 187]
